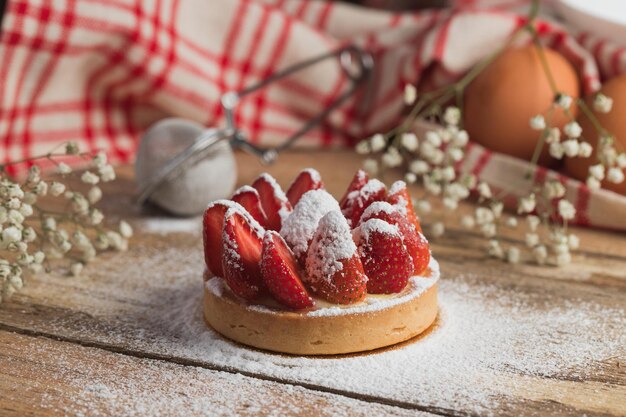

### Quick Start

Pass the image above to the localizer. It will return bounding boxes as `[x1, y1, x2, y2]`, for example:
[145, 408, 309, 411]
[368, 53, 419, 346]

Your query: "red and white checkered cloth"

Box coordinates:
[1, 0, 625, 229]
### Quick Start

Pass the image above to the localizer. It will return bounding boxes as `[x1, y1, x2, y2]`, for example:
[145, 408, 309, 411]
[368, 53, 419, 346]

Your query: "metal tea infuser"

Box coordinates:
[135, 45, 373, 216]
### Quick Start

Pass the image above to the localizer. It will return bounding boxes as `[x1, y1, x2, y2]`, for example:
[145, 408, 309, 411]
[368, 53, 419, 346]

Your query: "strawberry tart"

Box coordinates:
[202, 169, 439, 355]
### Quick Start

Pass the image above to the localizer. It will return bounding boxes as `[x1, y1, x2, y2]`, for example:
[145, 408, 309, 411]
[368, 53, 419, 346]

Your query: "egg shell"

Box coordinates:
[463, 46, 580, 166]
[564, 74, 626, 196]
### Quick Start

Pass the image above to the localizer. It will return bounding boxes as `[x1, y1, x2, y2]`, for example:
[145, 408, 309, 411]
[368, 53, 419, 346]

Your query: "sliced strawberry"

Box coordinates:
[222, 209, 265, 301]
[387, 180, 421, 232]
[286, 168, 324, 206]
[339, 169, 369, 209]
[252, 173, 292, 231]
[203, 200, 236, 277]
[261, 231, 314, 309]
[342, 178, 387, 227]
[305, 211, 367, 304]
[354, 218, 414, 294]
[359, 201, 430, 275]
[232, 185, 268, 228]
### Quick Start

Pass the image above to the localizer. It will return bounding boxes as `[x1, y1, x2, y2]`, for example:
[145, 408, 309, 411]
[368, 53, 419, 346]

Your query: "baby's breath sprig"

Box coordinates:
[355, 0, 625, 266]
[0, 142, 132, 304]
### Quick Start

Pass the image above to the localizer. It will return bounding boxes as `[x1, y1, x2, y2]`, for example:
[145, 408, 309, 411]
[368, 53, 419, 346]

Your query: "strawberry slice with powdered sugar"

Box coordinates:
[359, 201, 430, 276]
[339, 169, 368, 209]
[354, 218, 414, 294]
[252, 173, 292, 231]
[261, 231, 314, 310]
[280, 189, 341, 267]
[305, 210, 367, 304]
[387, 180, 421, 232]
[286, 168, 324, 206]
[231, 185, 268, 228]
[222, 207, 266, 301]
[341, 178, 387, 227]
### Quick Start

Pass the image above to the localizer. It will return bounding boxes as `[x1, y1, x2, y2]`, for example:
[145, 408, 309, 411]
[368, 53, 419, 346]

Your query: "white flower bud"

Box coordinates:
[452, 130, 469, 147]
[70, 262, 84, 276]
[518, 194, 536, 214]
[447, 147, 464, 162]
[415, 199, 431, 213]
[90, 209, 104, 225]
[561, 139, 579, 157]
[443, 107, 461, 126]
[488, 240, 504, 259]
[355, 140, 370, 155]
[527, 215, 540, 231]
[94, 234, 109, 250]
[8, 209, 24, 224]
[578, 142, 593, 158]
[441, 166, 456, 182]
[586, 176, 601, 190]
[529, 115, 546, 130]
[93, 151, 107, 167]
[65, 142, 80, 155]
[400, 133, 419, 152]
[33, 251, 45, 264]
[589, 164, 605, 180]
[477, 182, 492, 199]
[506, 217, 518, 228]
[2, 226, 22, 244]
[617, 153, 626, 168]
[431, 222, 445, 237]
[49, 182, 66, 197]
[7, 198, 21, 210]
[544, 181, 566, 199]
[481, 222, 496, 238]
[507, 247, 521, 264]
[57, 162, 72, 175]
[568, 234, 580, 250]
[491, 202, 503, 218]
[409, 160, 429, 175]
[525, 233, 539, 248]
[43, 217, 57, 231]
[23, 192, 37, 205]
[545, 127, 561, 144]
[404, 172, 417, 184]
[119, 221, 133, 238]
[555, 94, 573, 110]
[461, 215, 475, 229]
[533, 245, 548, 265]
[9, 274, 23, 289]
[22, 227, 36, 243]
[19, 204, 33, 217]
[428, 149, 445, 165]
[593, 93, 613, 113]
[607, 167, 625, 184]
[88, 186, 102, 204]
[370, 134, 386, 152]
[558, 199, 576, 220]
[382, 148, 403, 168]
[363, 159, 378, 175]
[475, 207, 495, 225]
[549, 142, 564, 159]
[98, 164, 116, 182]
[555, 251, 572, 266]
[107, 231, 128, 251]
[425, 131, 442, 147]
[34, 181, 48, 196]
[443, 197, 458, 210]
[81, 171, 100, 185]
[563, 121, 582, 138]
[404, 84, 417, 105]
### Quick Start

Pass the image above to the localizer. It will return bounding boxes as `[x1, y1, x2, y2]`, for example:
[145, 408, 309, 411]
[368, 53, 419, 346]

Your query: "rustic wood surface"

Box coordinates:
[0, 150, 625, 417]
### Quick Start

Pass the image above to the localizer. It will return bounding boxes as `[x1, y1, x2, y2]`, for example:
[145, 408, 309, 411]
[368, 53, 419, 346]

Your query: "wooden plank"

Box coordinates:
[0, 331, 431, 417]
[1, 150, 625, 416]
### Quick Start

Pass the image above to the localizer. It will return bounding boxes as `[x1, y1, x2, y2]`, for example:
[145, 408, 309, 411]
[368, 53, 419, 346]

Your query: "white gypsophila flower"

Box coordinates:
[88, 186, 102, 204]
[43, 217, 56, 231]
[460, 173, 477, 189]
[382, 148, 403, 168]
[64, 191, 74, 200]
[98, 164, 116, 182]
[586, 176, 601, 190]
[589, 164, 605, 180]
[363, 158, 379, 175]
[428, 149, 445, 165]
[9, 275, 23, 290]
[65, 142, 80, 155]
[0, 208, 6, 224]
[8, 210, 24, 224]
[71, 194, 89, 215]
[22, 227, 36, 243]
[440, 127, 455, 144]
[526, 215, 541, 231]
[607, 167, 625, 184]
[7, 198, 20, 210]
[568, 234, 580, 250]
[544, 181, 566, 199]
[71, 231, 91, 250]
[593, 93, 613, 113]
[416, 199, 431, 214]
[19, 203, 33, 217]
[119, 221, 133, 238]
[46, 247, 63, 260]
[578, 142, 593, 158]
[2, 226, 22, 244]
[425, 131, 442, 147]
[443, 197, 458, 210]
[431, 222, 445, 238]
[447, 147, 464, 162]
[355, 140, 370, 155]
[404, 84, 417, 105]
[491, 201, 503, 218]
[7, 183, 24, 199]
[506, 217, 518, 228]
[488, 240, 504, 259]
[23, 192, 37, 205]
[555, 94, 573, 110]
[424, 178, 442, 195]
[0, 263, 10, 279]
[452, 130, 469, 147]
[90, 209, 104, 225]
[555, 252, 572, 266]
[481, 222, 496, 238]
[529, 115, 546, 130]
[441, 166, 456, 182]
[549, 142, 565, 159]
[27, 166, 41, 184]
[16, 241, 28, 253]
[561, 139, 580, 158]
[370, 134, 386, 152]
[461, 215, 475, 229]
[81, 171, 100, 185]
[533, 245, 548, 265]
[617, 153, 626, 168]
[404, 172, 417, 184]
[28, 263, 43, 274]
[93, 151, 107, 167]
[106, 231, 128, 251]
[545, 127, 561, 144]
[49, 182, 66, 197]
[409, 159, 429, 175]
[70, 262, 84, 277]
[57, 162, 72, 175]
[558, 199, 576, 220]
[477, 182, 492, 199]
[81, 245, 97, 262]
[446, 183, 469, 200]
[563, 121, 582, 139]
[443, 107, 461, 126]
[525, 233, 540, 248]
[94, 234, 109, 250]
[17, 254, 33, 266]
[401, 132, 419, 152]
[475, 207, 495, 225]
[518, 193, 536, 214]
[34, 181, 48, 196]
[507, 247, 521, 264]
[33, 251, 45, 264]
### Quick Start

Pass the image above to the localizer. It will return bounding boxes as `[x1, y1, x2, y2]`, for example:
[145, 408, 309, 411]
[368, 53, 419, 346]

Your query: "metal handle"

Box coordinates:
[221, 45, 373, 164]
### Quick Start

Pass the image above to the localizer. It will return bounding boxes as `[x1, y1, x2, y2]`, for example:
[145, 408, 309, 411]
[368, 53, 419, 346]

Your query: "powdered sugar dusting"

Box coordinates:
[257, 173, 291, 221]
[389, 180, 406, 195]
[353, 218, 400, 243]
[209, 258, 440, 317]
[302, 168, 322, 183]
[361, 201, 396, 219]
[222, 202, 265, 239]
[232, 185, 257, 197]
[280, 189, 340, 258]
[360, 179, 386, 198]
[305, 211, 357, 283]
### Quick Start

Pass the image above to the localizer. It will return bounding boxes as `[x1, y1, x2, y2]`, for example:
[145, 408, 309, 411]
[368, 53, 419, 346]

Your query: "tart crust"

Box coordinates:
[203, 259, 439, 355]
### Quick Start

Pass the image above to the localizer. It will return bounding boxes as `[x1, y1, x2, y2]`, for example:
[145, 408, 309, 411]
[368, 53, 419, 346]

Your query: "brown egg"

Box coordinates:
[564, 74, 626, 195]
[463, 46, 580, 165]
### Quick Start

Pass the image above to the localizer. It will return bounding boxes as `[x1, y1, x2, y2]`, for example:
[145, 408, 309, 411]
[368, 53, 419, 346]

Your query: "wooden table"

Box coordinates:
[1, 150, 624, 416]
